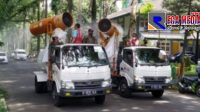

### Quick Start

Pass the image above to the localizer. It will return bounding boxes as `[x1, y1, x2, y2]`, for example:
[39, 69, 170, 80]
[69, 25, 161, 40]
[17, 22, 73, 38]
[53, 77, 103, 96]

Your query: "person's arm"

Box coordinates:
[135, 39, 139, 46]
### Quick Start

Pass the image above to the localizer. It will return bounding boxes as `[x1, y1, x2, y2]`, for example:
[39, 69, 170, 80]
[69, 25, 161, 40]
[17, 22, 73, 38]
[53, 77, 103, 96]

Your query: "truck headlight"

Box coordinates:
[101, 80, 111, 87]
[165, 77, 172, 84]
[134, 76, 145, 84]
[61, 81, 75, 89]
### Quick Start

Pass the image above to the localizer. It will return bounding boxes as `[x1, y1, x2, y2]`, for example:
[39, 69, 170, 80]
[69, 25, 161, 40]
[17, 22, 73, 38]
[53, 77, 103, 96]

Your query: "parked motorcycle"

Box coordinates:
[178, 67, 200, 97]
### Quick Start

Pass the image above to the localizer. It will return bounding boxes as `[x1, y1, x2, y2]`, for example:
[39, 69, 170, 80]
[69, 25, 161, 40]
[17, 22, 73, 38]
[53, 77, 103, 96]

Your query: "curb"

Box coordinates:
[0, 98, 8, 112]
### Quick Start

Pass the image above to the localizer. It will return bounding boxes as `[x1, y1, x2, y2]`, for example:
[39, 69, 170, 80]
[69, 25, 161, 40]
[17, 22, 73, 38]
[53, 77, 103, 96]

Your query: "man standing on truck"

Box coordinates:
[72, 23, 83, 43]
[127, 33, 139, 46]
[83, 29, 96, 44]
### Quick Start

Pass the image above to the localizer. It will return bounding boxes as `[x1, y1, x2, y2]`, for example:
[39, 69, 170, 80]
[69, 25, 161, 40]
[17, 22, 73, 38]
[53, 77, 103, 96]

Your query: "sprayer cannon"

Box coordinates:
[30, 12, 73, 36]
[98, 18, 120, 47]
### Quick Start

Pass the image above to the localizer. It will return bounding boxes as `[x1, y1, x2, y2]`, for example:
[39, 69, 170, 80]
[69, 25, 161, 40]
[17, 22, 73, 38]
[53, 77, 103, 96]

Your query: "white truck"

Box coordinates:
[113, 46, 172, 98]
[34, 44, 111, 106]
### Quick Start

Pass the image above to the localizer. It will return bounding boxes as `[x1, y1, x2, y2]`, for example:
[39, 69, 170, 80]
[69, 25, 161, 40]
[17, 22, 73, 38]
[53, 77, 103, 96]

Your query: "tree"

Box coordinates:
[140, 2, 154, 19]
[163, 0, 190, 15]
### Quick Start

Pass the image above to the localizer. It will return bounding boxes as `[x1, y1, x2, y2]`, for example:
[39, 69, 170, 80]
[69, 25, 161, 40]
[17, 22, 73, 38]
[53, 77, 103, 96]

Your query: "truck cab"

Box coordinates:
[34, 44, 111, 106]
[117, 46, 171, 98]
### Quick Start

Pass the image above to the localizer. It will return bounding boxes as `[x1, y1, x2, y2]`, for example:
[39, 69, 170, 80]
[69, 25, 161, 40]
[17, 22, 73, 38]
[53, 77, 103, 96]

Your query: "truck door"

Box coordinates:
[120, 49, 134, 83]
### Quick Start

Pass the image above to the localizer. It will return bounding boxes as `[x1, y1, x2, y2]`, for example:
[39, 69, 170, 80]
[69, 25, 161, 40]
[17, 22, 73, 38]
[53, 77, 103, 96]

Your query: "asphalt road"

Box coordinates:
[0, 59, 200, 112]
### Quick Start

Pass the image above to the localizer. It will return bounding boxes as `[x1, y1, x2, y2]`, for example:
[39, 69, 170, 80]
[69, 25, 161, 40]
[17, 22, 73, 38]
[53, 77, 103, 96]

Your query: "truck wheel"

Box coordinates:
[118, 79, 131, 98]
[151, 90, 164, 98]
[95, 95, 106, 105]
[35, 76, 47, 93]
[52, 85, 63, 107]
[195, 85, 200, 97]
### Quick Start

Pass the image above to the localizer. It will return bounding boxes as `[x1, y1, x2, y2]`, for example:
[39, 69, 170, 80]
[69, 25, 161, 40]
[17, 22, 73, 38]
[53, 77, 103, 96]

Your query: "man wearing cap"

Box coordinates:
[83, 29, 96, 44]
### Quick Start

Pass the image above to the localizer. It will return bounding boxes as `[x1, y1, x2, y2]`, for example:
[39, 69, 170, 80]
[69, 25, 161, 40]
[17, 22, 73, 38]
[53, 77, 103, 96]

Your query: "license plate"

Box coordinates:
[151, 85, 162, 89]
[82, 90, 97, 95]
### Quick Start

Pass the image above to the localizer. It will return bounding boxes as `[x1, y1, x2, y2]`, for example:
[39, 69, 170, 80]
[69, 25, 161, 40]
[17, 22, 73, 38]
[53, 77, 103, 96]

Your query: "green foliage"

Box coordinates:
[0, 87, 8, 112]
[0, 0, 38, 30]
[184, 56, 193, 67]
[0, 88, 7, 99]
[140, 2, 154, 18]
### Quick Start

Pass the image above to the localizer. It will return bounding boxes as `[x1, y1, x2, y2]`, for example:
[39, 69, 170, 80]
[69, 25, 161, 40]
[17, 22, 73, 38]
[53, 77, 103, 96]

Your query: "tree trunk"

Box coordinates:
[91, 0, 96, 23]
[66, 0, 73, 43]
[44, 0, 48, 46]
[91, 0, 97, 41]
[180, 0, 192, 77]
[37, 1, 40, 55]
[23, 12, 26, 49]
[68, 0, 73, 14]
[195, 31, 199, 64]
[128, 0, 138, 38]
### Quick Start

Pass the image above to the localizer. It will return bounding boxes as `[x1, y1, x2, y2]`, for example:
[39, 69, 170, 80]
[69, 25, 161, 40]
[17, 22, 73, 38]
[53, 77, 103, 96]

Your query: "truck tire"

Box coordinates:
[151, 90, 164, 98]
[118, 79, 132, 98]
[95, 95, 106, 105]
[195, 85, 200, 97]
[52, 85, 63, 107]
[35, 76, 47, 93]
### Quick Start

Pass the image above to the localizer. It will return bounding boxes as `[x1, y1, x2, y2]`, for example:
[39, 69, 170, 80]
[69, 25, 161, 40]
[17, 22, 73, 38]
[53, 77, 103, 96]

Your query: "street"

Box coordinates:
[0, 59, 200, 112]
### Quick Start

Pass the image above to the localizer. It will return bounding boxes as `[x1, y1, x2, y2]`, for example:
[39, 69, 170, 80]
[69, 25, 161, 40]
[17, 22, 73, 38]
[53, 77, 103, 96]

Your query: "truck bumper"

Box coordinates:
[131, 83, 170, 91]
[59, 87, 111, 97]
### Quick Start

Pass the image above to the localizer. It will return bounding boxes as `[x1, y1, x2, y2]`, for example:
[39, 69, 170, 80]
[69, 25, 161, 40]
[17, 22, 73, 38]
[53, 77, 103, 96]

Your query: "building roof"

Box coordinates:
[107, 6, 132, 19]
[141, 32, 183, 40]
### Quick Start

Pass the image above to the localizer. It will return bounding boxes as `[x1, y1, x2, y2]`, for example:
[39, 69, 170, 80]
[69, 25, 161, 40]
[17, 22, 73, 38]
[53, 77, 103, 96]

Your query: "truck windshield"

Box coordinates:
[62, 46, 109, 67]
[136, 48, 168, 65]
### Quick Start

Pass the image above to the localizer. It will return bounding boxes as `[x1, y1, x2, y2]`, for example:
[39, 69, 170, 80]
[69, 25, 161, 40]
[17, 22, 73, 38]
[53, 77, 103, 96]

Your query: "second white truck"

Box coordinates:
[113, 46, 172, 98]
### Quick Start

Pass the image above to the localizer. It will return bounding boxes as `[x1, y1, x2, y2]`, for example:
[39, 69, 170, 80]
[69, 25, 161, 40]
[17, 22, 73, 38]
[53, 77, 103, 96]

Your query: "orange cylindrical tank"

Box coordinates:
[98, 18, 120, 47]
[30, 12, 73, 36]
[98, 18, 119, 37]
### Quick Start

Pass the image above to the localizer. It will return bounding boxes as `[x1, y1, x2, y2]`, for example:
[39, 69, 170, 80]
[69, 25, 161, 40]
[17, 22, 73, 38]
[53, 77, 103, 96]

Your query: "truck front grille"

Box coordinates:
[74, 80, 103, 89]
[144, 77, 166, 84]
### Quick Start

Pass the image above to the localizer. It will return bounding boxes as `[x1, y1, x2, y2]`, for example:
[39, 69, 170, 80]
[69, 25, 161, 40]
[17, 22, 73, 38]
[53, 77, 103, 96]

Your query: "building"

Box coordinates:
[107, 0, 200, 56]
